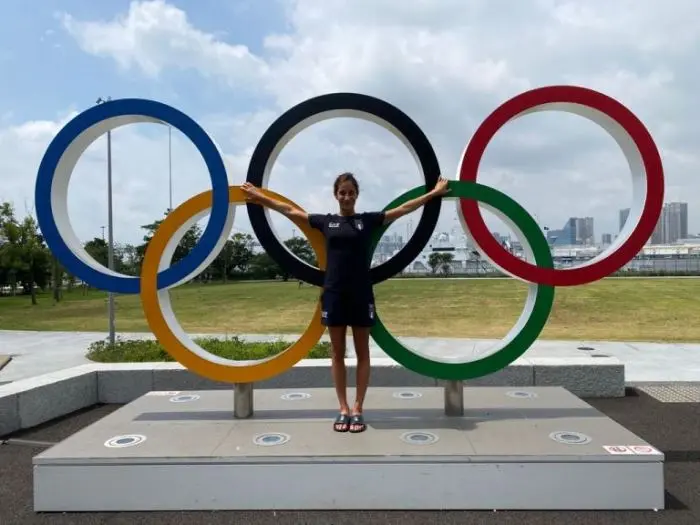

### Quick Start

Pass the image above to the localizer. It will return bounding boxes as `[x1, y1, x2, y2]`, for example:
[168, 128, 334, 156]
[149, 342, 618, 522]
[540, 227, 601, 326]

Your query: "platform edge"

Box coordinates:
[33, 460, 664, 511]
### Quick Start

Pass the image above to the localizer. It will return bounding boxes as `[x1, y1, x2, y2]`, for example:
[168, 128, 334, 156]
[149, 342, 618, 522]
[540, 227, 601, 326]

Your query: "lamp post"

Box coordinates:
[168, 125, 173, 211]
[96, 96, 115, 346]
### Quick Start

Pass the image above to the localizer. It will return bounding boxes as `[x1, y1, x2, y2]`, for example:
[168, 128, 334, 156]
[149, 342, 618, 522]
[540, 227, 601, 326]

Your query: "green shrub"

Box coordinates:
[86, 336, 333, 362]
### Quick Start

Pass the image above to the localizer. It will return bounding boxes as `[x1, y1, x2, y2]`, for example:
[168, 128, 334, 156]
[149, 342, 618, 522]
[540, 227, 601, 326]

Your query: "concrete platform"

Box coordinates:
[32, 386, 665, 512]
[0, 357, 625, 438]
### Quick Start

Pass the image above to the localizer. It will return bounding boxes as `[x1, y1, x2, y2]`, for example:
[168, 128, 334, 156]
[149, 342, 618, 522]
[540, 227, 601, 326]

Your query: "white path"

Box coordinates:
[1, 329, 699, 384]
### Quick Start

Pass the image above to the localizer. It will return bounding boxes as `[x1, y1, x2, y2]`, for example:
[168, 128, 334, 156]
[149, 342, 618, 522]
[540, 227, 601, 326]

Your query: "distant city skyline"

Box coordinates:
[619, 202, 690, 245]
[373, 198, 697, 267]
[535, 201, 692, 248]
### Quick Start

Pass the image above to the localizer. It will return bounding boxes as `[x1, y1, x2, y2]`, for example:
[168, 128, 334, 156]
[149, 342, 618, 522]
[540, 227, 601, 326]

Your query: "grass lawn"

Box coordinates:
[0, 277, 698, 343]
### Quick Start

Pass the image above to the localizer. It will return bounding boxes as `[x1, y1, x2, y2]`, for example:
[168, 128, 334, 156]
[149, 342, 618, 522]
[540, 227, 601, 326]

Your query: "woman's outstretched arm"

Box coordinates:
[241, 182, 309, 222]
[383, 177, 450, 225]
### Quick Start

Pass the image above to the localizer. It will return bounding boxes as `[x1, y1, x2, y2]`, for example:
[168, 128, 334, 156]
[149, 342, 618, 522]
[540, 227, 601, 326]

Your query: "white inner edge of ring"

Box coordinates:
[52, 114, 233, 282]
[456, 102, 646, 278]
[155, 202, 262, 366]
[409, 200, 539, 363]
[158, 203, 236, 291]
[53, 116, 160, 280]
[260, 109, 425, 268]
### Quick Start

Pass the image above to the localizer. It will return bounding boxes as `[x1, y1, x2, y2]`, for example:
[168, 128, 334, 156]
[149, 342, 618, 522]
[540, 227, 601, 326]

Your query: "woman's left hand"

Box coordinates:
[433, 177, 450, 196]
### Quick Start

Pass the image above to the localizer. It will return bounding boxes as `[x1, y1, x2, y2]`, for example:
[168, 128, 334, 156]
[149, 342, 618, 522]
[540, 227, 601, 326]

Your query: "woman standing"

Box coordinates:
[242, 173, 449, 432]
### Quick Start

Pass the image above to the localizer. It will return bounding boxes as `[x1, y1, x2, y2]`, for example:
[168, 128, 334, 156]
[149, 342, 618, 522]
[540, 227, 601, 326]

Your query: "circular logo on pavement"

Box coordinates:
[549, 431, 592, 445]
[506, 390, 538, 399]
[104, 434, 147, 448]
[280, 392, 311, 401]
[393, 391, 423, 399]
[253, 433, 291, 446]
[169, 394, 200, 403]
[400, 431, 439, 445]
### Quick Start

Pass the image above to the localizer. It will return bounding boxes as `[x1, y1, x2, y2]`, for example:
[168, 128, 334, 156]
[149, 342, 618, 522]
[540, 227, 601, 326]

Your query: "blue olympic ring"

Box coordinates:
[34, 99, 230, 294]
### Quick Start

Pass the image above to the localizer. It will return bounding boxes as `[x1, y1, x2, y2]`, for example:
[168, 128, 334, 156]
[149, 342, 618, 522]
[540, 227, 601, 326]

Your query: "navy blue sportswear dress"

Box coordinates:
[308, 211, 386, 327]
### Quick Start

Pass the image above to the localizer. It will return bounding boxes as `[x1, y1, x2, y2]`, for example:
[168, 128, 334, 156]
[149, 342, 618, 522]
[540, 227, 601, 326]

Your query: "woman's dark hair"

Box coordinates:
[333, 172, 359, 195]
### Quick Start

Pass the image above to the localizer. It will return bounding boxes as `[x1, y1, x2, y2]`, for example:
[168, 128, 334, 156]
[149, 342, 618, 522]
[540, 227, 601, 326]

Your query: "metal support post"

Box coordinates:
[234, 383, 254, 418]
[96, 96, 115, 347]
[444, 380, 464, 416]
[168, 125, 173, 211]
[106, 128, 115, 346]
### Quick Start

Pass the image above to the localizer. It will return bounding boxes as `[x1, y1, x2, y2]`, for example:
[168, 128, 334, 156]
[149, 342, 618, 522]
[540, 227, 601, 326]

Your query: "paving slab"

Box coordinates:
[2, 329, 699, 383]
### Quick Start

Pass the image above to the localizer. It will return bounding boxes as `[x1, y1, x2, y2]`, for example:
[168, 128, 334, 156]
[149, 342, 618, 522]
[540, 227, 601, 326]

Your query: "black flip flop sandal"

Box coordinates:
[334, 413, 350, 432]
[349, 414, 366, 433]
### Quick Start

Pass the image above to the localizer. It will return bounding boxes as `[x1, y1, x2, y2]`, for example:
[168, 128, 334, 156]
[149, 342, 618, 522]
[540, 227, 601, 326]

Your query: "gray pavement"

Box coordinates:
[5, 393, 699, 524]
[1, 329, 699, 384]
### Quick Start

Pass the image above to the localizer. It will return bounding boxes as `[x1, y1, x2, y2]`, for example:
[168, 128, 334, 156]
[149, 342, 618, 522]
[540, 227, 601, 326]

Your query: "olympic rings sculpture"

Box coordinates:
[34, 85, 664, 383]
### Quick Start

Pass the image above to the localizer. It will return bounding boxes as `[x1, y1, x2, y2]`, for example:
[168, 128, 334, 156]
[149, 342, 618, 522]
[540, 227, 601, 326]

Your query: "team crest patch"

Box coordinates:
[355, 220, 363, 230]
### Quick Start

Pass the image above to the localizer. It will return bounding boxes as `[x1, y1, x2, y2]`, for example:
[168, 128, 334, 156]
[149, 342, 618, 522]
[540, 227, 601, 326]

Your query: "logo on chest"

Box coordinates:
[355, 220, 363, 230]
[329, 222, 340, 228]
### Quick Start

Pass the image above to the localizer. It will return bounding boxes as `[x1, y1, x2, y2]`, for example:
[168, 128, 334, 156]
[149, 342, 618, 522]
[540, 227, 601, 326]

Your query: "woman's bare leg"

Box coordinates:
[328, 325, 350, 419]
[351, 325, 371, 425]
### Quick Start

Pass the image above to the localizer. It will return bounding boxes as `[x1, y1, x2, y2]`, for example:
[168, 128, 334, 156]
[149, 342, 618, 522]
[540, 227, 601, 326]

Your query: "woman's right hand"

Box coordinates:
[241, 182, 263, 203]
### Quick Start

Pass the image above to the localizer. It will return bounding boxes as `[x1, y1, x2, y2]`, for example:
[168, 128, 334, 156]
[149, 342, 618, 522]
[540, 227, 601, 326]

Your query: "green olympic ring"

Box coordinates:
[369, 180, 555, 381]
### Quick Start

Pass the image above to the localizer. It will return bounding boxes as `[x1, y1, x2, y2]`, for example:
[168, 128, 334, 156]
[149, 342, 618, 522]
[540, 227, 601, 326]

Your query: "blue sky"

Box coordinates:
[1, 0, 699, 252]
[0, 0, 286, 123]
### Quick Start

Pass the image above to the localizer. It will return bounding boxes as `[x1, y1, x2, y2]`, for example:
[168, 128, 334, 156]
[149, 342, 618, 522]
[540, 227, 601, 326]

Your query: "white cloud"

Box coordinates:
[0, 112, 78, 216]
[59, 1, 269, 89]
[2, 0, 700, 252]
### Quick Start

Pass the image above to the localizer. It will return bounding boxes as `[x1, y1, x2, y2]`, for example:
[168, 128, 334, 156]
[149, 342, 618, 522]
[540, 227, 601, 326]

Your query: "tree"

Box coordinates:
[278, 237, 315, 281]
[0, 202, 52, 304]
[0, 202, 19, 293]
[207, 240, 232, 282]
[115, 243, 140, 276]
[51, 255, 65, 301]
[427, 252, 454, 276]
[135, 211, 202, 276]
[244, 237, 315, 281]
[229, 233, 256, 273]
[249, 252, 280, 280]
[286, 236, 315, 265]
[84, 238, 110, 268]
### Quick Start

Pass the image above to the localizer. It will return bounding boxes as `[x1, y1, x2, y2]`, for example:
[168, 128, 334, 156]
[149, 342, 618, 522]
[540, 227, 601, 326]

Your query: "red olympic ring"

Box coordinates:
[458, 85, 664, 286]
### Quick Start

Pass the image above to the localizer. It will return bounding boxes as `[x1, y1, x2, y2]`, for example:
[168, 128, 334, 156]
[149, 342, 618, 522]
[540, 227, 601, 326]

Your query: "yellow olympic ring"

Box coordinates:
[139, 186, 327, 383]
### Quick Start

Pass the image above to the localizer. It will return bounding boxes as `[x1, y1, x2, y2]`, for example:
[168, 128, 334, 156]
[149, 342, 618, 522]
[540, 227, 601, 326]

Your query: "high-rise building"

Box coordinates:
[664, 202, 688, 242]
[602, 233, 612, 245]
[576, 217, 595, 245]
[546, 216, 595, 246]
[619, 208, 630, 232]
[651, 214, 663, 244]
[649, 202, 688, 244]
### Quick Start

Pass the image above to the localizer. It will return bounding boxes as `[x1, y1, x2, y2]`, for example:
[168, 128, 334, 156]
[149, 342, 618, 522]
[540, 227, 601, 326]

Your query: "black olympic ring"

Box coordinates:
[245, 92, 441, 287]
